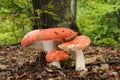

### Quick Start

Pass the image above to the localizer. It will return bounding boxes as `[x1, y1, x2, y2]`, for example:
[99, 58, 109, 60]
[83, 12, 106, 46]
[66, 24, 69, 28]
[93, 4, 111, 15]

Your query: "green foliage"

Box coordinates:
[96, 38, 119, 46]
[77, 0, 120, 46]
[35, 9, 57, 20]
[34, 1, 57, 25]
[0, 0, 58, 45]
[13, 0, 31, 8]
[0, 0, 33, 45]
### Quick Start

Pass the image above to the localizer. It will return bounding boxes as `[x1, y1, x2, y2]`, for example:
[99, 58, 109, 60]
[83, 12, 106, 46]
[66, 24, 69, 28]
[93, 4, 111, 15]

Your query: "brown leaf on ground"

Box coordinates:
[110, 72, 120, 80]
[0, 45, 119, 79]
[19, 72, 31, 79]
[85, 55, 103, 64]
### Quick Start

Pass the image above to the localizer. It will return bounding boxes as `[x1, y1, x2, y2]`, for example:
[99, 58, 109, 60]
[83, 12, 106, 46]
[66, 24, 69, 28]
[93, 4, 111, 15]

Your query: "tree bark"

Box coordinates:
[71, 0, 77, 20]
[32, 0, 79, 32]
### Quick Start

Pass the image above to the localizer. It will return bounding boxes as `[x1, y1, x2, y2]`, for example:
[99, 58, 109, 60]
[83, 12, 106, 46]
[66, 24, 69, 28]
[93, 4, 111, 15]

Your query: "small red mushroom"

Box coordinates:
[46, 50, 69, 68]
[59, 35, 91, 70]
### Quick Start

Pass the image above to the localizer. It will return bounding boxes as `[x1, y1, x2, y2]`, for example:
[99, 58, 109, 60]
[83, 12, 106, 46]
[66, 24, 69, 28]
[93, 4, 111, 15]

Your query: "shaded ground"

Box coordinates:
[0, 45, 120, 80]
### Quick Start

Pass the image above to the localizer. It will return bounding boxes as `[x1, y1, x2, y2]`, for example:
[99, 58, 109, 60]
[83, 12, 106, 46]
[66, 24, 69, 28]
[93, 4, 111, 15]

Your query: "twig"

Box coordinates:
[0, 68, 12, 72]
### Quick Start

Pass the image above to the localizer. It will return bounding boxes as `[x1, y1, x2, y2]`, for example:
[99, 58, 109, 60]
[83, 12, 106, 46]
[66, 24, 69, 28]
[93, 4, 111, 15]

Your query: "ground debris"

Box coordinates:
[0, 45, 120, 80]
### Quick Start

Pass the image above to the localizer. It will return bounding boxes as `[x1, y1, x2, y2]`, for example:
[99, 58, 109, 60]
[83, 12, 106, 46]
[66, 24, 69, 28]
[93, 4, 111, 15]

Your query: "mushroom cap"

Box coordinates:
[46, 50, 69, 62]
[21, 28, 76, 47]
[59, 35, 91, 51]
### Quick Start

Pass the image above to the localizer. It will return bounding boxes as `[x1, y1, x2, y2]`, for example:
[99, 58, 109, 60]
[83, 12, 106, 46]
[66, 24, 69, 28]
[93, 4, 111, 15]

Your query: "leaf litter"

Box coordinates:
[0, 45, 119, 80]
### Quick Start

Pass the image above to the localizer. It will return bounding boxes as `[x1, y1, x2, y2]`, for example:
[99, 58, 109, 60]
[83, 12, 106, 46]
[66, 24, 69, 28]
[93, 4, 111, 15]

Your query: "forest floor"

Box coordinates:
[0, 45, 120, 80]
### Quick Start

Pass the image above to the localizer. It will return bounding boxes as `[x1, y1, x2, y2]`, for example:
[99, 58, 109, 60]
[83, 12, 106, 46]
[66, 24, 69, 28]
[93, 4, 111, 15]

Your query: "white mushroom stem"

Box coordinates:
[42, 40, 56, 52]
[49, 62, 61, 68]
[75, 49, 85, 70]
[42, 40, 61, 68]
[58, 44, 86, 70]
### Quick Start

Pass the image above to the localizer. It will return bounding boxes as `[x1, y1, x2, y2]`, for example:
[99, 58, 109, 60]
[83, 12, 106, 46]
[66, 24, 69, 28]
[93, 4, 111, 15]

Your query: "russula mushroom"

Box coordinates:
[58, 35, 91, 70]
[46, 50, 69, 68]
[21, 28, 77, 68]
[21, 28, 77, 52]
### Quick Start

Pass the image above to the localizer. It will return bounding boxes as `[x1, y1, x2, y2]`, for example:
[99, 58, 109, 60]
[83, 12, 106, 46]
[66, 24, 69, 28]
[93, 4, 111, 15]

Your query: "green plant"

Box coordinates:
[77, 0, 120, 46]
[0, 0, 33, 45]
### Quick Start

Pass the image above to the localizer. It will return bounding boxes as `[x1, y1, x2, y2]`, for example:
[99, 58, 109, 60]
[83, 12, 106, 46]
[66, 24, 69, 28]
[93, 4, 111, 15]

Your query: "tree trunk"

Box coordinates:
[32, 0, 79, 32]
[71, 0, 77, 20]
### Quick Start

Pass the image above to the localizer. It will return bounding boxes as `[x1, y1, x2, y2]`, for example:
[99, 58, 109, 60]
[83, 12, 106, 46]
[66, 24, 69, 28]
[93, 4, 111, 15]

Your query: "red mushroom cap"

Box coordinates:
[46, 50, 69, 62]
[59, 35, 91, 50]
[72, 35, 91, 49]
[21, 28, 76, 47]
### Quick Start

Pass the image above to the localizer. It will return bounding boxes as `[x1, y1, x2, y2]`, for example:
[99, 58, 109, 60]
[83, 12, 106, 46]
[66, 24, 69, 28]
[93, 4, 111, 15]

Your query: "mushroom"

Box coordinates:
[46, 50, 69, 68]
[58, 35, 91, 70]
[21, 28, 77, 52]
[21, 28, 77, 67]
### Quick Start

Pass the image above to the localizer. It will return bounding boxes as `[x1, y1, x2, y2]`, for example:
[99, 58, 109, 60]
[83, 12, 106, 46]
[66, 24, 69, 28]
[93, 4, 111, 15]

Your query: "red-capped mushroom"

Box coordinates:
[21, 28, 77, 52]
[58, 35, 91, 70]
[46, 50, 69, 68]
[21, 28, 77, 68]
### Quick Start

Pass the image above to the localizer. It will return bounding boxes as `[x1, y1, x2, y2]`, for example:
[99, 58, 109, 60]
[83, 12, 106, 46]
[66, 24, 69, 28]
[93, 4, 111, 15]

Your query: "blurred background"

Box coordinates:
[0, 0, 120, 47]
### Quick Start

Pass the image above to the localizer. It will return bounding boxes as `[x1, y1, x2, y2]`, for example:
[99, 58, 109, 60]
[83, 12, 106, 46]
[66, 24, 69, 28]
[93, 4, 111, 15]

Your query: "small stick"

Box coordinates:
[0, 68, 12, 72]
[86, 61, 103, 66]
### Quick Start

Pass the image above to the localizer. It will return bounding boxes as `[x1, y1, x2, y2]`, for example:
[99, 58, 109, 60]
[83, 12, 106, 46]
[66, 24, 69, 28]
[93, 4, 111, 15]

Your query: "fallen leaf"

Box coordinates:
[85, 55, 103, 64]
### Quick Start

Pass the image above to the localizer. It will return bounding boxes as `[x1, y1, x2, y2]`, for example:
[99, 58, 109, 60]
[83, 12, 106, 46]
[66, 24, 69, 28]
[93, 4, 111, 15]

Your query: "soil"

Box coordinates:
[0, 45, 120, 80]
